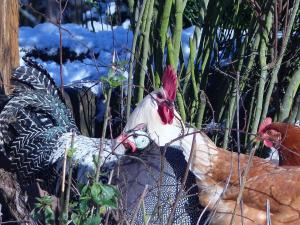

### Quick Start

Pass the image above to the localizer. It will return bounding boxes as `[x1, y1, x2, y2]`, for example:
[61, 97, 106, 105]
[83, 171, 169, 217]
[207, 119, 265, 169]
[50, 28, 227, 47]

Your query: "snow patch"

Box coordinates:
[19, 22, 133, 93]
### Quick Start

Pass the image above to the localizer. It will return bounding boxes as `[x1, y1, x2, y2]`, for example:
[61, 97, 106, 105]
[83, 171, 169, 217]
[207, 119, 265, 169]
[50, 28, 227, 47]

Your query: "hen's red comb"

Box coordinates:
[162, 65, 177, 101]
[258, 117, 272, 133]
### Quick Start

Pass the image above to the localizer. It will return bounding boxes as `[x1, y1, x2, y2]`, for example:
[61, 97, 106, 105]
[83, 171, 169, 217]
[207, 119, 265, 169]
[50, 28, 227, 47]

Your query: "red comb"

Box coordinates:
[162, 65, 177, 101]
[258, 117, 272, 133]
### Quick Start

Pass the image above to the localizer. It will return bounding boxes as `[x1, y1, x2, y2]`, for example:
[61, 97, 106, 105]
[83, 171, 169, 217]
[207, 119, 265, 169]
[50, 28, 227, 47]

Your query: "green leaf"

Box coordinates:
[79, 200, 88, 214]
[107, 68, 115, 77]
[81, 184, 89, 196]
[98, 198, 117, 208]
[67, 147, 76, 158]
[94, 185, 118, 208]
[45, 207, 54, 224]
[71, 213, 80, 225]
[31, 209, 39, 220]
[99, 206, 107, 214]
[69, 201, 78, 209]
[100, 185, 118, 200]
[92, 154, 100, 168]
[34, 203, 42, 208]
[83, 215, 102, 225]
[91, 183, 102, 204]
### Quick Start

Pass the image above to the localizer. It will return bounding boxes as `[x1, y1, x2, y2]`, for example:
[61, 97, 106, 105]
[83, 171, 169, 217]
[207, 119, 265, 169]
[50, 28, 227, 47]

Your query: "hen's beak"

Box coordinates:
[254, 134, 262, 142]
[116, 133, 137, 153]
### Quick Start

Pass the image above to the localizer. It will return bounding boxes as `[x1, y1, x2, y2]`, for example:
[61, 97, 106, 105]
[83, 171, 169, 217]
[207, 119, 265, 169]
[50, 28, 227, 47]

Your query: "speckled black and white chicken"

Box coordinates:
[114, 145, 202, 225]
[0, 65, 149, 191]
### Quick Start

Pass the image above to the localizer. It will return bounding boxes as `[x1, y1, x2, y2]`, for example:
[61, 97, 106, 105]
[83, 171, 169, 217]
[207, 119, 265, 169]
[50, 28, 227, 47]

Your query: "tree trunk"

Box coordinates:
[0, 0, 19, 95]
[0, 169, 36, 225]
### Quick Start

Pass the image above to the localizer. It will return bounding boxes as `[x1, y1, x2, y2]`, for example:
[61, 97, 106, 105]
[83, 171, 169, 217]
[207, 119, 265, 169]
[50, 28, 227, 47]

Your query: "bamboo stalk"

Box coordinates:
[261, 0, 300, 122]
[241, 34, 260, 79]
[177, 92, 186, 123]
[153, 0, 173, 78]
[137, 0, 155, 103]
[133, 1, 149, 102]
[167, 37, 175, 67]
[167, 37, 186, 122]
[196, 91, 206, 128]
[241, 24, 261, 146]
[198, 0, 210, 25]
[127, 0, 134, 21]
[279, 65, 300, 121]
[126, 0, 147, 120]
[250, 8, 273, 136]
[297, 106, 300, 122]
[195, 0, 221, 73]
[188, 37, 198, 121]
[222, 31, 248, 149]
[194, 0, 228, 127]
[222, 86, 235, 149]
[288, 90, 300, 123]
[182, 28, 200, 95]
[245, 84, 257, 145]
[173, 0, 187, 68]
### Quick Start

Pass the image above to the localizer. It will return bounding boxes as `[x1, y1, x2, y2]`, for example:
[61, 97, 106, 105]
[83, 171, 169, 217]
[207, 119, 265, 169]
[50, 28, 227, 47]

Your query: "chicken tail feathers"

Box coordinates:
[12, 58, 64, 103]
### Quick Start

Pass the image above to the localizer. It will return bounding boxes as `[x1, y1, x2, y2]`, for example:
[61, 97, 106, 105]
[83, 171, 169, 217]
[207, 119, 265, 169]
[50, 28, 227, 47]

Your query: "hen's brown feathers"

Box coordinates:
[184, 131, 300, 225]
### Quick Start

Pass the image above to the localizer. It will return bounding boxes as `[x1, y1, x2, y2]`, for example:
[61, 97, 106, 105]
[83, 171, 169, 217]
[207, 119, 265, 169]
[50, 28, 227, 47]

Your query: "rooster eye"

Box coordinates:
[157, 93, 163, 99]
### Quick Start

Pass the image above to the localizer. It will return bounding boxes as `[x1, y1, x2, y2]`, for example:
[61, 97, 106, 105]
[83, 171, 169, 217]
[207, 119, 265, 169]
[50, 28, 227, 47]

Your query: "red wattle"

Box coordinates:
[264, 140, 273, 148]
[158, 104, 174, 124]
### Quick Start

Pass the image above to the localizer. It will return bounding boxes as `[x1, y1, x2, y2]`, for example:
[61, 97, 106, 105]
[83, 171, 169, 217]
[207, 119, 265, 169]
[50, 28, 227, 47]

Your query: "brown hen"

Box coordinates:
[183, 130, 300, 225]
[257, 117, 300, 166]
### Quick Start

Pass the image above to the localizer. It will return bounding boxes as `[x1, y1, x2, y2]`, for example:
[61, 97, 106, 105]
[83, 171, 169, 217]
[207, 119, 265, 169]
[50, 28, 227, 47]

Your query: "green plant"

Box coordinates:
[31, 195, 55, 225]
[100, 66, 127, 89]
[70, 182, 120, 225]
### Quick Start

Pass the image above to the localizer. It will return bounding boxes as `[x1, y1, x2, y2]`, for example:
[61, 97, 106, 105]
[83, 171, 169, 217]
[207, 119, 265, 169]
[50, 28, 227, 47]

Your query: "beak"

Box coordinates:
[255, 132, 267, 142]
[254, 135, 262, 142]
[116, 133, 127, 143]
[116, 133, 137, 153]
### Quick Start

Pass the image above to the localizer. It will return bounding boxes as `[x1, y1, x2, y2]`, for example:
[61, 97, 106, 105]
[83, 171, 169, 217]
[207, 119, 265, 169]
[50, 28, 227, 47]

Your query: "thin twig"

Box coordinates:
[61, 0, 69, 14]
[129, 185, 149, 225]
[266, 199, 272, 225]
[196, 196, 214, 225]
[0, 203, 2, 224]
[63, 131, 76, 221]
[126, 0, 147, 120]
[229, 144, 259, 225]
[104, 170, 115, 225]
[95, 56, 116, 181]
[0, 220, 31, 224]
[235, 71, 244, 225]
[58, 0, 65, 95]
[61, 146, 68, 194]
[166, 134, 197, 225]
